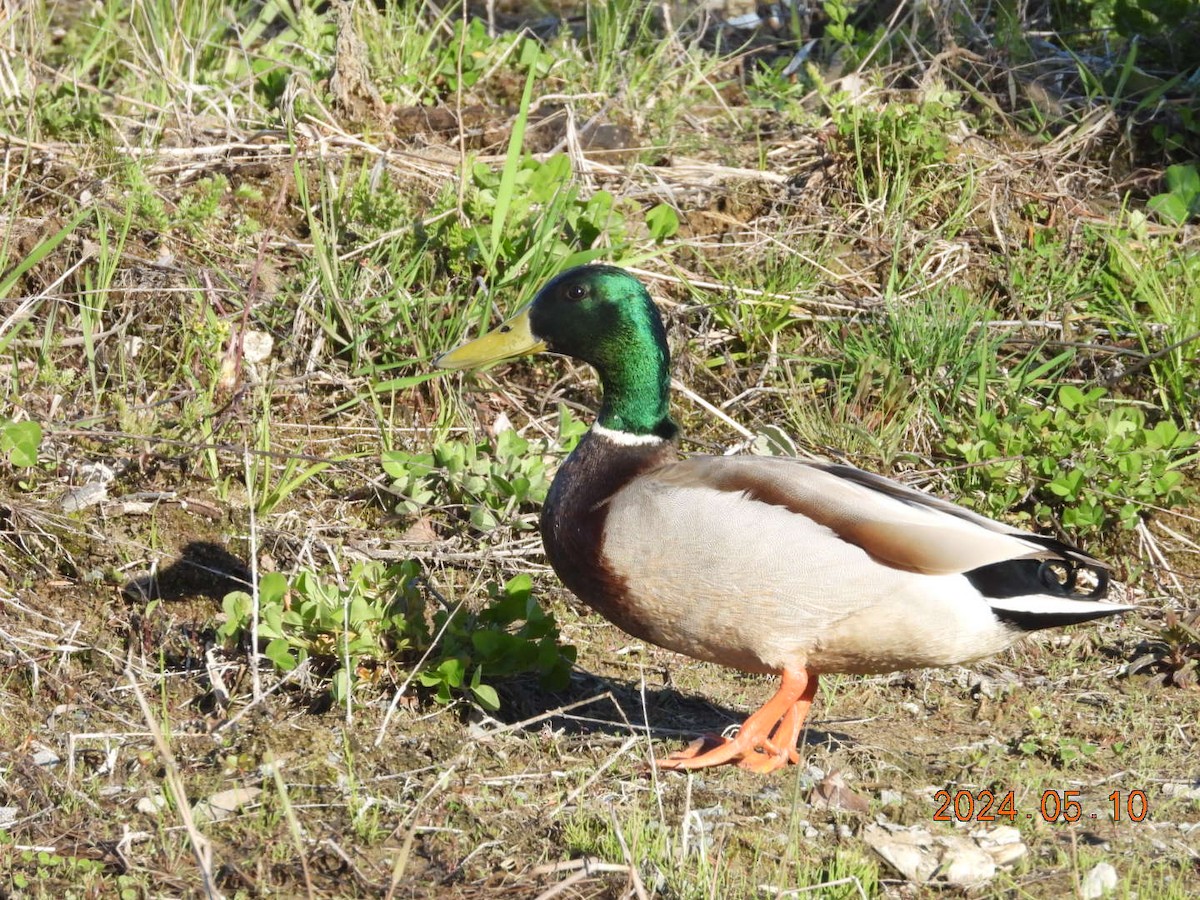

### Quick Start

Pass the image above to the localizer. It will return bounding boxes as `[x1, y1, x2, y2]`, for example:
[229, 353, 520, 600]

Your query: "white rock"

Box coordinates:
[135, 794, 166, 815]
[863, 824, 939, 883]
[941, 844, 996, 886]
[975, 825, 1027, 865]
[880, 789, 903, 807]
[242, 330, 274, 364]
[31, 744, 60, 767]
[977, 825, 1023, 846]
[1081, 862, 1118, 899]
[489, 411, 513, 436]
[1161, 781, 1200, 801]
[80, 461, 116, 484]
[61, 482, 107, 512]
[988, 841, 1027, 866]
[865, 822, 1020, 887]
[875, 840, 938, 883]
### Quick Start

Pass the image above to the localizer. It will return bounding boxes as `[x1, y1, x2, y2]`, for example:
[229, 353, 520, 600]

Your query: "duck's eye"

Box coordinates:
[565, 284, 588, 301]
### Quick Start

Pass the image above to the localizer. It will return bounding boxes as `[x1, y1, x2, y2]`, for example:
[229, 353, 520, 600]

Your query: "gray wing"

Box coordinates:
[635, 455, 1084, 576]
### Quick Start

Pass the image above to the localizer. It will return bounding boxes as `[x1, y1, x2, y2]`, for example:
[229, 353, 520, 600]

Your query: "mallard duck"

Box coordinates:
[435, 265, 1135, 773]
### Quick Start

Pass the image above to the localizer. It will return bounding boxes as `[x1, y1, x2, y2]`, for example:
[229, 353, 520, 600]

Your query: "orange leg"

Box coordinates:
[659, 669, 818, 773]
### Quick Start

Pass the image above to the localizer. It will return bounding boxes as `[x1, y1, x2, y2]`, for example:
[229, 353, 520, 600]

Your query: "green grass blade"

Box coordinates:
[487, 40, 540, 271]
[0, 206, 91, 355]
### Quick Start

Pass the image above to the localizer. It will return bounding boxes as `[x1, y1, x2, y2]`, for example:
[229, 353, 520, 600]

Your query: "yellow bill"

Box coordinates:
[434, 302, 547, 370]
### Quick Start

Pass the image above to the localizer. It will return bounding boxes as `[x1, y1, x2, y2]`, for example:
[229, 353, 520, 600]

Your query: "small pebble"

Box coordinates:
[242, 330, 274, 364]
[1162, 780, 1200, 801]
[1081, 862, 1118, 899]
[135, 795, 166, 815]
[31, 745, 60, 767]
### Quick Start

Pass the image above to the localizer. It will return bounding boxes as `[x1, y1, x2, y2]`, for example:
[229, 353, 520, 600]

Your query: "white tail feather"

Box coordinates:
[988, 595, 1136, 618]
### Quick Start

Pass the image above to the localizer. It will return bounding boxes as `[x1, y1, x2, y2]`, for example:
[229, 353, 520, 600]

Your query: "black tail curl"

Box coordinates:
[1036, 557, 1110, 598]
[965, 556, 1109, 601]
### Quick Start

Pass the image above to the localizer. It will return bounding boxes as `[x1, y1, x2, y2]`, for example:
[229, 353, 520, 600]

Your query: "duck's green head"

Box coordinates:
[436, 265, 674, 438]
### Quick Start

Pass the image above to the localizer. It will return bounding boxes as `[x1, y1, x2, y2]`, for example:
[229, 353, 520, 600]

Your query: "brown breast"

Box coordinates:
[539, 430, 677, 639]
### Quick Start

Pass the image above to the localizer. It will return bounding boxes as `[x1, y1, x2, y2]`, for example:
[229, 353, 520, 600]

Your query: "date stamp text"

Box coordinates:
[933, 789, 1149, 823]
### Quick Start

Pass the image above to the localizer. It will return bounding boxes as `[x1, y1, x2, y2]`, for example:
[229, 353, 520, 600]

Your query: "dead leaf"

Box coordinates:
[192, 787, 262, 823]
[809, 770, 870, 814]
[399, 516, 439, 543]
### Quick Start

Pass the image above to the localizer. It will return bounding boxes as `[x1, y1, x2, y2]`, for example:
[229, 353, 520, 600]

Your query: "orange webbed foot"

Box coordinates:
[657, 669, 817, 773]
[662, 733, 726, 761]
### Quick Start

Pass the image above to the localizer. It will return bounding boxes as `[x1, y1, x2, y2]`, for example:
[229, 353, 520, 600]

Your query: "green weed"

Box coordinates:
[0, 208, 91, 355]
[800, 286, 1001, 460]
[822, 0, 870, 62]
[584, 0, 662, 100]
[4, 844, 107, 893]
[383, 407, 586, 532]
[943, 384, 1198, 535]
[437, 152, 629, 295]
[246, 394, 339, 517]
[826, 83, 965, 212]
[0, 419, 41, 468]
[217, 561, 574, 711]
[1148, 164, 1200, 224]
[1016, 706, 1101, 768]
[175, 175, 231, 235]
[370, 8, 516, 105]
[418, 573, 576, 711]
[218, 561, 413, 701]
[1095, 225, 1200, 420]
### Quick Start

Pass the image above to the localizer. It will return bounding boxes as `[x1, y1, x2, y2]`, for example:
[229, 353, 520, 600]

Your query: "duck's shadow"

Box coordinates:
[122, 540, 251, 602]
[119, 543, 850, 752]
[491, 667, 853, 754]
